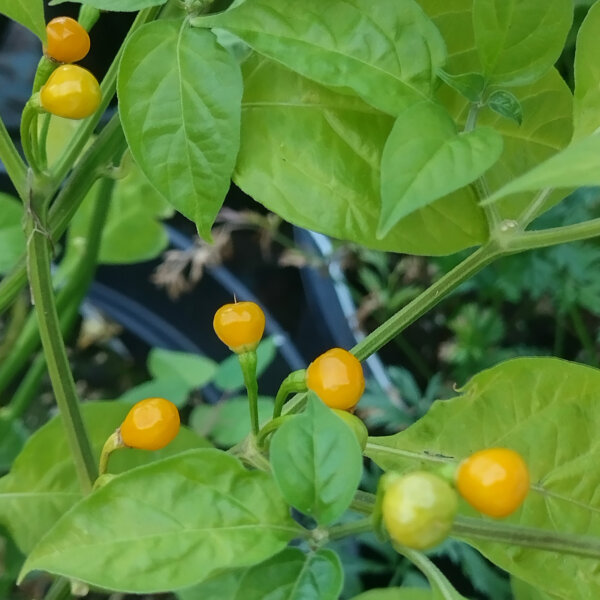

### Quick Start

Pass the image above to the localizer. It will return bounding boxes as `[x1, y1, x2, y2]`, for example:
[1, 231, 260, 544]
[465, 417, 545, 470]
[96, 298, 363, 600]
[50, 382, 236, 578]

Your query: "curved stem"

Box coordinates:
[3, 353, 46, 420]
[238, 350, 259, 435]
[517, 188, 553, 228]
[0, 112, 27, 200]
[20, 100, 40, 172]
[256, 415, 293, 449]
[352, 243, 501, 361]
[506, 218, 600, 252]
[24, 180, 96, 492]
[98, 430, 123, 477]
[272, 369, 307, 418]
[43, 578, 71, 600]
[328, 516, 373, 541]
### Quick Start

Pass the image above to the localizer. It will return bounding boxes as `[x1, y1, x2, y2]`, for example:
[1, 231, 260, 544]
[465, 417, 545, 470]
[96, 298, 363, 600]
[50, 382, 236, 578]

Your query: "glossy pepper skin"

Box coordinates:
[120, 397, 180, 451]
[382, 471, 458, 550]
[306, 348, 365, 410]
[45, 17, 90, 64]
[213, 301, 265, 353]
[456, 448, 530, 518]
[40, 64, 101, 120]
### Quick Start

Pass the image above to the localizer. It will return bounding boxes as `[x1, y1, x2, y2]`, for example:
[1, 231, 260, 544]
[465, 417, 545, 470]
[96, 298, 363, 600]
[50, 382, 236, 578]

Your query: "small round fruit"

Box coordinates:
[45, 16, 90, 63]
[456, 448, 530, 518]
[332, 408, 368, 450]
[40, 64, 101, 119]
[213, 301, 265, 353]
[120, 397, 180, 451]
[382, 471, 458, 550]
[306, 348, 365, 410]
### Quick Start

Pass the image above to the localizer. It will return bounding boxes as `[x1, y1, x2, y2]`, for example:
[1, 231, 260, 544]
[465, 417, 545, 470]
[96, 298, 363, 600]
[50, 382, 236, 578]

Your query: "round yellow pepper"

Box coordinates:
[120, 397, 180, 451]
[213, 301, 266, 353]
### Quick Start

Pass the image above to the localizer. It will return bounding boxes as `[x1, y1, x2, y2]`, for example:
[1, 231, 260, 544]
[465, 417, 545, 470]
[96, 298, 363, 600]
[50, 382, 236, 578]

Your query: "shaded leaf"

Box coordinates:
[0, 194, 25, 276]
[0, 0, 45, 41]
[148, 348, 217, 389]
[487, 90, 523, 125]
[49, 0, 166, 11]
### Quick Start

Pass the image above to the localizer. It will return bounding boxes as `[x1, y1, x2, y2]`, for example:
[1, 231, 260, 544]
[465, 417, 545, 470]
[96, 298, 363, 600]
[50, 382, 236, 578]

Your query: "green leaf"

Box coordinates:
[351, 590, 431, 600]
[118, 20, 242, 239]
[118, 378, 191, 408]
[233, 548, 343, 600]
[148, 348, 217, 389]
[0, 418, 27, 472]
[0, 0, 45, 41]
[573, 1, 600, 139]
[421, 1, 573, 220]
[177, 569, 248, 600]
[237, 55, 487, 256]
[213, 336, 277, 391]
[198, 0, 446, 116]
[0, 402, 208, 553]
[365, 358, 600, 600]
[437, 71, 486, 103]
[49, 0, 166, 11]
[484, 132, 600, 204]
[512, 578, 558, 600]
[486, 90, 523, 125]
[190, 396, 274, 447]
[270, 393, 363, 525]
[378, 100, 502, 234]
[473, 0, 572, 86]
[0, 194, 25, 276]
[21, 449, 300, 592]
[67, 156, 174, 265]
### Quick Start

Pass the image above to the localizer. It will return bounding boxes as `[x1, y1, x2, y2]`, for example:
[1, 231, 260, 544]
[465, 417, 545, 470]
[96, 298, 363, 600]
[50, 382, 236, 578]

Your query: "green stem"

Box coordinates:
[0, 294, 28, 363]
[24, 182, 96, 492]
[98, 430, 123, 476]
[3, 353, 46, 420]
[0, 112, 27, 200]
[517, 188, 553, 228]
[20, 100, 40, 172]
[452, 516, 600, 560]
[352, 243, 501, 361]
[256, 415, 293, 449]
[0, 114, 126, 317]
[506, 218, 600, 252]
[43, 578, 72, 600]
[238, 350, 259, 435]
[38, 113, 51, 169]
[272, 369, 307, 418]
[395, 545, 461, 600]
[328, 517, 373, 541]
[0, 177, 113, 398]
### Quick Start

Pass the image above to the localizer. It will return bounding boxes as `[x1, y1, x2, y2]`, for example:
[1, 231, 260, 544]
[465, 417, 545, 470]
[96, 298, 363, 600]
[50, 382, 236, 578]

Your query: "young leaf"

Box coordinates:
[573, 1, 600, 139]
[473, 0, 572, 86]
[436, 71, 486, 102]
[351, 590, 432, 600]
[49, 0, 166, 10]
[197, 0, 446, 115]
[236, 55, 487, 257]
[484, 132, 600, 204]
[378, 100, 502, 235]
[0, 403, 208, 553]
[0, 0, 45, 41]
[486, 90, 523, 125]
[21, 449, 300, 592]
[118, 20, 242, 240]
[366, 358, 600, 600]
[269, 393, 363, 525]
[148, 348, 217, 389]
[233, 548, 343, 600]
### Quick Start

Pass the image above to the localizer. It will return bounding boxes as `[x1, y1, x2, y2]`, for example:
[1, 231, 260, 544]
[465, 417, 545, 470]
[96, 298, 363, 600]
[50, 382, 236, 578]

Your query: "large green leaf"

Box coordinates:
[0, 418, 26, 472]
[118, 20, 242, 239]
[0, 0, 45, 41]
[49, 0, 166, 11]
[379, 100, 502, 235]
[0, 194, 25, 276]
[67, 155, 173, 265]
[472, 0, 572, 86]
[270, 394, 363, 525]
[421, 0, 573, 219]
[21, 449, 300, 592]
[484, 132, 600, 204]
[198, 0, 446, 116]
[573, 1, 600, 139]
[366, 358, 600, 600]
[0, 402, 208, 553]
[177, 570, 248, 600]
[351, 590, 431, 600]
[237, 55, 487, 256]
[512, 578, 559, 600]
[148, 348, 217, 389]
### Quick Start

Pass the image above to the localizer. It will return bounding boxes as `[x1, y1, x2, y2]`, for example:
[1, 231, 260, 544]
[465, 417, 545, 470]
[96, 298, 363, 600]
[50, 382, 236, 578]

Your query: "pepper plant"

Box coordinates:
[1, 0, 600, 598]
